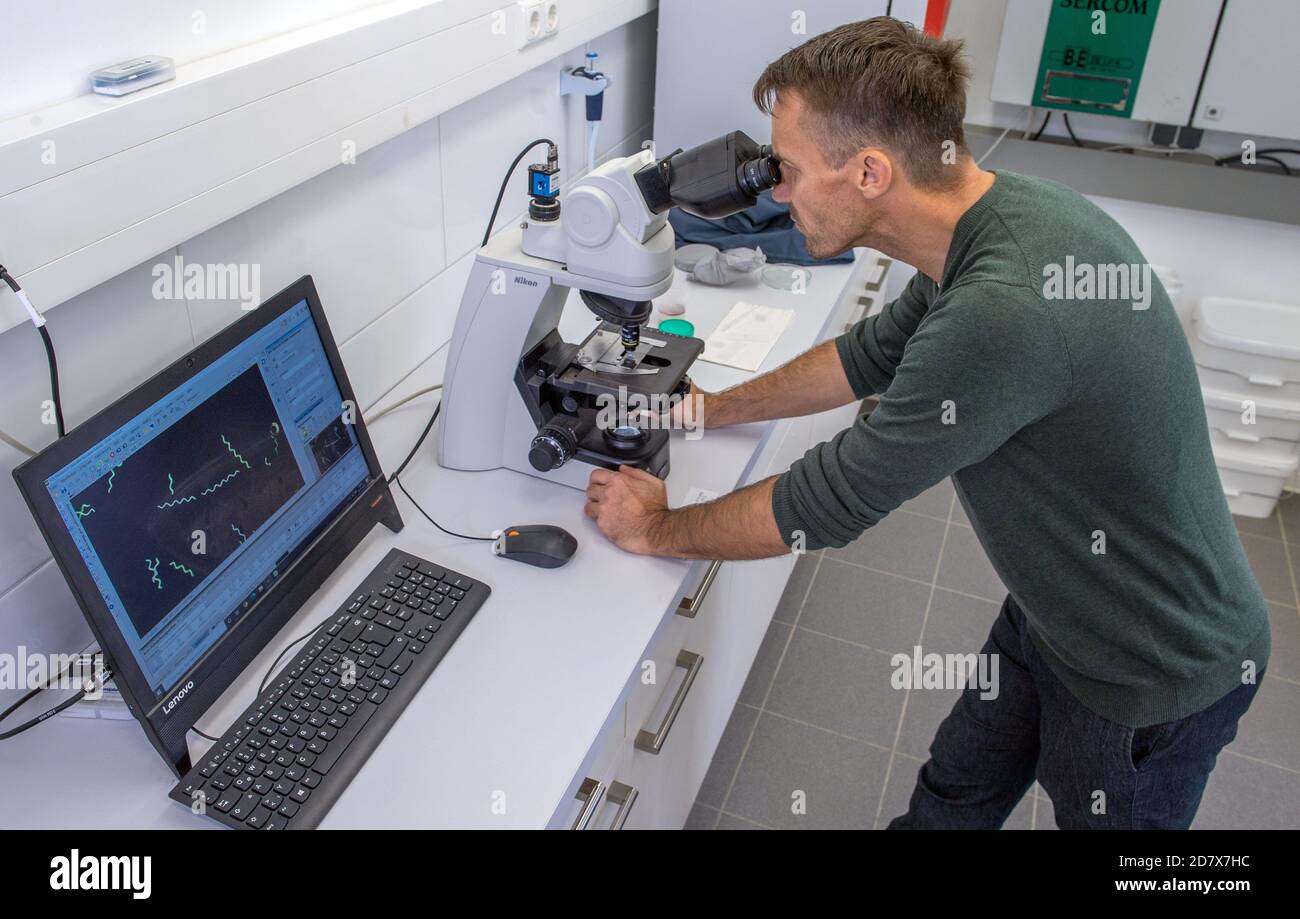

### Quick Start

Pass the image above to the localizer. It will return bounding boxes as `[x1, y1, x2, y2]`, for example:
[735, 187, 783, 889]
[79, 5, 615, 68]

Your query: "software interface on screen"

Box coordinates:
[42, 299, 371, 703]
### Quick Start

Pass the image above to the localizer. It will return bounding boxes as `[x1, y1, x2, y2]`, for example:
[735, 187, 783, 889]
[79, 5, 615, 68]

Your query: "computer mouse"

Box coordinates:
[492, 524, 577, 569]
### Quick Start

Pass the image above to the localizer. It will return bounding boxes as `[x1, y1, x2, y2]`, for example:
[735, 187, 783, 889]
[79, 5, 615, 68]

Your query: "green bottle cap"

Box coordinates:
[658, 318, 695, 337]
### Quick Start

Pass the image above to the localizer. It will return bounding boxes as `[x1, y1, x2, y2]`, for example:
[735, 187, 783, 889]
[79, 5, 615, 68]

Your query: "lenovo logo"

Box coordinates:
[162, 680, 195, 715]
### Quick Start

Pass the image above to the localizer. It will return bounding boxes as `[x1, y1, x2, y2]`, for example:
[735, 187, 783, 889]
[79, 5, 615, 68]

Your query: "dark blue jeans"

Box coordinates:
[888, 594, 1261, 829]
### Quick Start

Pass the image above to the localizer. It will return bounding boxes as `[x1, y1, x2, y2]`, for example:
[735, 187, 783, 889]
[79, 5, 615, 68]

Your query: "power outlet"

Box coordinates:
[514, 0, 559, 48]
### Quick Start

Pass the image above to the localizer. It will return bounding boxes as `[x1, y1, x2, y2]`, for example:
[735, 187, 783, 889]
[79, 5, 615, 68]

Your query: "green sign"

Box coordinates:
[1033, 0, 1161, 118]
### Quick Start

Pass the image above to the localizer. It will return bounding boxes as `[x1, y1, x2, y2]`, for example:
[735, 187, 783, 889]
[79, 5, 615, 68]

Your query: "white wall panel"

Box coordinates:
[181, 118, 446, 346]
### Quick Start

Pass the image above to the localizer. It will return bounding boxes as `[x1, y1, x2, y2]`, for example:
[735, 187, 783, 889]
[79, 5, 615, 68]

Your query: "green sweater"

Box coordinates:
[771, 170, 1270, 728]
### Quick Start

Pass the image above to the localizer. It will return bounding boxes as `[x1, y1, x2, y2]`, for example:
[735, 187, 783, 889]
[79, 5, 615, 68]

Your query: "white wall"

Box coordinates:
[0, 10, 659, 708]
[0, 0, 398, 120]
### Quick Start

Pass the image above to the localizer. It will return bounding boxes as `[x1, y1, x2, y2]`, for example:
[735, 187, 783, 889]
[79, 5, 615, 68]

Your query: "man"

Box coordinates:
[583, 18, 1270, 829]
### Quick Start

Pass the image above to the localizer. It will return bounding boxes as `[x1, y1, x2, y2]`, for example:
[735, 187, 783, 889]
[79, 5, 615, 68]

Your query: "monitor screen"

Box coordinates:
[38, 296, 371, 708]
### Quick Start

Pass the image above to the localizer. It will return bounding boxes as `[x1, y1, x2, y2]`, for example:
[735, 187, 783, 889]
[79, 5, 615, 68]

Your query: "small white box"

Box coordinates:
[1212, 440, 1299, 518]
[1225, 491, 1284, 519]
[1202, 384, 1300, 445]
[1209, 427, 1300, 464]
[1192, 297, 1300, 399]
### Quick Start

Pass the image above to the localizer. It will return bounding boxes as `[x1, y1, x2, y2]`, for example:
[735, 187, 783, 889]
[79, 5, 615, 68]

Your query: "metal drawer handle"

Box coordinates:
[634, 650, 703, 755]
[677, 560, 722, 618]
[605, 781, 639, 830]
[570, 777, 606, 830]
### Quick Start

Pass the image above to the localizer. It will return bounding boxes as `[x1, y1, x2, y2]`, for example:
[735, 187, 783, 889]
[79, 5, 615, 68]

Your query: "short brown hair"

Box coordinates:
[753, 17, 971, 188]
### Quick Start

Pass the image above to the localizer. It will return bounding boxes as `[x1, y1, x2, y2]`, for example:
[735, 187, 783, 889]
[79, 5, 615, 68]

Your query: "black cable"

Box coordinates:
[258, 617, 329, 695]
[0, 654, 89, 724]
[1186, 0, 1228, 129]
[0, 264, 66, 437]
[1218, 154, 1292, 176]
[1030, 110, 1053, 141]
[36, 325, 67, 437]
[388, 401, 440, 484]
[0, 666, 112, 741]
[378, 142, 549, 545]
[1214, 149, 1300, 167]
[1061, 113, 1085, 148]
[384, 399, 493, 541]
[394, 476, 494, 542]
[481, 138, 556, 248]
[190, 726, 221, 743]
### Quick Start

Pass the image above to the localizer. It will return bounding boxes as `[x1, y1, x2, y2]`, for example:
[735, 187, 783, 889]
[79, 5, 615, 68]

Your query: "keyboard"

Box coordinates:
[169, 547, 489, 829]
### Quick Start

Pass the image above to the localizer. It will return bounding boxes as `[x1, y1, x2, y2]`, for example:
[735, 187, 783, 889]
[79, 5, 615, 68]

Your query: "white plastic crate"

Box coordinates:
[1213, 441, 1299, 518]
[1192, 297, 1300, 401]
[1197, 365, 1300, 403]
[1209, 427, 1300, 463]
[1202, 385, 1300, 446]
[1226, 491, 1285, 519]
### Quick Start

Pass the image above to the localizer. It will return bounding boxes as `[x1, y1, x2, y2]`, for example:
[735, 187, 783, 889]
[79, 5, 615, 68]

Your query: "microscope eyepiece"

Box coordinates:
[739, 146, 781, 197]
[634, 130, 782, 220]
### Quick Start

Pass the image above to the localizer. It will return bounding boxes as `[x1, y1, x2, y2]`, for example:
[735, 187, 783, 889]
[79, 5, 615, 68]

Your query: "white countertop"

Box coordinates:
[0, 252, 872, 829]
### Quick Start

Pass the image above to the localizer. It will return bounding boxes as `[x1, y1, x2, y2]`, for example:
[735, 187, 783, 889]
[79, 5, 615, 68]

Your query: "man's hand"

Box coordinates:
[584, 465, 670, 555]
[629, 380, 710, 432]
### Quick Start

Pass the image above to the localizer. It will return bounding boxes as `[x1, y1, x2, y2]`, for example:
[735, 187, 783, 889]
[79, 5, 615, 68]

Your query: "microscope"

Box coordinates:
[436, 131, 782, 489]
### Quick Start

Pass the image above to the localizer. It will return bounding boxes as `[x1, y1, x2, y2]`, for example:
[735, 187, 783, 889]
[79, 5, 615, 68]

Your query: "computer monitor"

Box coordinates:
[13, 275, 402, 776]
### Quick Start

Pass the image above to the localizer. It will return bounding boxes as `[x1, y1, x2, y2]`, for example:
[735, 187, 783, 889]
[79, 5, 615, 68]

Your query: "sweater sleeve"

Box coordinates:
[835, 271, 936, 399]
[772, 283, 1073, 549]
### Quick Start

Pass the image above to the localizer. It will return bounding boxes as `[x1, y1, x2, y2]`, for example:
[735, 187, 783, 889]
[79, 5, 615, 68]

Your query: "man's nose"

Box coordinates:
[771, 181, 791, 204]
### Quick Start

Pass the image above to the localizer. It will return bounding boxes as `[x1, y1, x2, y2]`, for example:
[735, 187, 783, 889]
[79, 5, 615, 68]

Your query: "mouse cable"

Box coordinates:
[0, 263, 66, 438]
[386, 400, 493, 542]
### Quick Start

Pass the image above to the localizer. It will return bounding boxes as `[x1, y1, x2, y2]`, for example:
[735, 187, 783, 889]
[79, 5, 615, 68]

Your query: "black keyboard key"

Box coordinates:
[312, 701, 377, 776]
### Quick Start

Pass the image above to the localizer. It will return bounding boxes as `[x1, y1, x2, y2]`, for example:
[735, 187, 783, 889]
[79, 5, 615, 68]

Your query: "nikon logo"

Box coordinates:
[514, 275, 539, 287]
[162, 679, 195, 715]
[1058, 0, 1150, 14]
[50, 850, 151, 899]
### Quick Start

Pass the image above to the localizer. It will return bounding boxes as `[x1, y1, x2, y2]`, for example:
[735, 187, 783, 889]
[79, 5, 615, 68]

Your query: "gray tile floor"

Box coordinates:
[685, 479, 1300, 830]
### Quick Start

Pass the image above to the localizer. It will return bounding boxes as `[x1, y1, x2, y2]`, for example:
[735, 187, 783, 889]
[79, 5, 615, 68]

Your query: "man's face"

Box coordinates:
[769, 92, 877, 260]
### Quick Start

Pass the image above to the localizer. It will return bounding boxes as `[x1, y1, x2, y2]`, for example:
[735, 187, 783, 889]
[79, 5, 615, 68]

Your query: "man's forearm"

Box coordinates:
[705, 339, 858, 427]
[652, 476, 791, 560]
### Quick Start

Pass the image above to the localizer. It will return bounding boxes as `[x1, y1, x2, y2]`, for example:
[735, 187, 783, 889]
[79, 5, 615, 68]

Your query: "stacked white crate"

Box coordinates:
[1192, 297, 1300, 518]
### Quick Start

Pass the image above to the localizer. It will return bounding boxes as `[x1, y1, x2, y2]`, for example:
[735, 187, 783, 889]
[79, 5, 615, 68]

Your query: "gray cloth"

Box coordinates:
[668, 190, 854, 266]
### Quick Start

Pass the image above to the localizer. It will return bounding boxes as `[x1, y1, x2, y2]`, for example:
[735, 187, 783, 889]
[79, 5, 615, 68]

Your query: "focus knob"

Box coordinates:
[529, 422, 578, 471]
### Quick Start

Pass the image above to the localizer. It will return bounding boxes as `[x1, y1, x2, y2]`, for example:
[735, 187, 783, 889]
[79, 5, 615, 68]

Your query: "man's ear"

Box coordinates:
[856, 148, 893, 201]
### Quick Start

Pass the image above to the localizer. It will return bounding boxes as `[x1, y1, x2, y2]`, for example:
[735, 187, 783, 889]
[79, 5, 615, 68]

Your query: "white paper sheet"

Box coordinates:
[700, 301, 795, 372]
